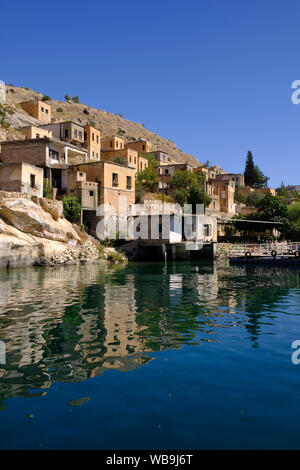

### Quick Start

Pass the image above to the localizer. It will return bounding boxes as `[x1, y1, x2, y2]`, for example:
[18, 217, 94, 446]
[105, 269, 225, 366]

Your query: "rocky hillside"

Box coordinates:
[2, 85, 200, 167]
[0, 192, 101, 268]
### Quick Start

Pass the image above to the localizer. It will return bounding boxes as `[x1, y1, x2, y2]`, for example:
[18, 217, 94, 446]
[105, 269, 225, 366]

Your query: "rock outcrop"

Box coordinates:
[0, 193, 96, 268]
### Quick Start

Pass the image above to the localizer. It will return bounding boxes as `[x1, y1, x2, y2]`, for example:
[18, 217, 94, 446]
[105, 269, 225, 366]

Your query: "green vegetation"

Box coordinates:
[43, 179, 52, 199]
[234, 189, 247, 204]
[244, 151, 268, 188]
[170, 170, 211, 211]
[136, 165, 159, 193]
[56, 107, 63, 112]
[245, 191, 264, 207]
[111, 156, 128, 166]
[63, 196, 81, 222]
[41, 95, 51, 101]
[107, 250, 125, 264]
[0, 103, 14, 127]
[244, 192, 300, 240]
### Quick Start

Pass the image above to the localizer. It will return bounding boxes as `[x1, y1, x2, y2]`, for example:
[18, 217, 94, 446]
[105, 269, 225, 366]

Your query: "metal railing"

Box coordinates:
[229, 242, 300, 258]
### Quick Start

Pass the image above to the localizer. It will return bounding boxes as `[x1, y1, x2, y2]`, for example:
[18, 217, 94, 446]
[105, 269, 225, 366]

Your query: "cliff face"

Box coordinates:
[3, 85, 200, 167]
[0, 192, 99, 269]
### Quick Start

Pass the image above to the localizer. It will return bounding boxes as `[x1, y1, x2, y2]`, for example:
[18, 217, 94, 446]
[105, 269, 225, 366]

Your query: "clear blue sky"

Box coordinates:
[1, 0, 300, 187]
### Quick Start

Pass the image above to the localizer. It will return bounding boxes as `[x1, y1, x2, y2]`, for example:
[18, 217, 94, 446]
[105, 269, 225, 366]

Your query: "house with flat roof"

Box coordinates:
[20, 125, 52, 140]
[20, 99, 51, 123]
[84, 125, 101, 160]
[0, 162, 44, 197]
[39, 121, 85, 146]
[70, 160, 136, 236]
[125, 139, 152, 154]
[0, 137, 88, 191]
[101, 136, 125, 151]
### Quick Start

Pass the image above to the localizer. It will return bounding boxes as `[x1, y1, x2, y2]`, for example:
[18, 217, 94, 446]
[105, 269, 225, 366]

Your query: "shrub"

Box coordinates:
[0, 103, 14, 127]
[65, 94, 71, 102]
[98, 244, 105, 259]
[63, 196, 81, 222]
[72, 96, 79, 103]
[43, 179, 52, 198]
[56, 107, 63, 112]
[107, 251, 125, 264]
[41, 95, 51, 101]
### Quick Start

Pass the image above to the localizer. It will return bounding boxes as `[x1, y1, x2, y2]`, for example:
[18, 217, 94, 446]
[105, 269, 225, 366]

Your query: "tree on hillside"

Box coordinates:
[244, 151, 256, 187]
[0, 103, 14, 127]
[136, 165, 158, 192]
[244, 151, 268, 188]
[170, 170, 211, 211]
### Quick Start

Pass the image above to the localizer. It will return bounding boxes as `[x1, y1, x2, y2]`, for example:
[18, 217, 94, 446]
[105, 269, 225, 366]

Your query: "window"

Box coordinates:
[165, 169, 169, 174]
[30, 174, 36, 189]
[112, 173, 118, 186]
[74, 129, 78, 138]
[36, 133, 40, 138]
[110, 141, 113, 148]
[92, 133, 95, 142]
[79, 172, 83, 177]
[116, 140, 119, 148]
[45, 109, 49, 114]
[79, 131, 82, 140]
[49, 149, 59, 161]
[96, 135, 99, 144]
[140, 162, 142, 170]
[89, 191, 94, 197]
[65, 129, 69, 138]
[84, 131, 87, 140]
[41, 107, 44, 112]
[134, 156, 136, 164]
[129, 155, 132, 162]
[142, 144, 145, 151]
[127, 176, 132, 189]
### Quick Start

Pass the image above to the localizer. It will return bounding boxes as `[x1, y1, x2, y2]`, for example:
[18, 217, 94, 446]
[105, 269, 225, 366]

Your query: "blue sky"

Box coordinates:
[1, 0, 300, 187]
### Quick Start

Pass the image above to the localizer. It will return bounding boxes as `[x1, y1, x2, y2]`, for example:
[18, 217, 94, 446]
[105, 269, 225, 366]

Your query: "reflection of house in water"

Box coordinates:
[1, 263, 299, 408]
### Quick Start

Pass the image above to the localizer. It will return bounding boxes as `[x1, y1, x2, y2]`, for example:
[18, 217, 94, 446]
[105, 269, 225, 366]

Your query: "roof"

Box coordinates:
[217, 218, 283, 225]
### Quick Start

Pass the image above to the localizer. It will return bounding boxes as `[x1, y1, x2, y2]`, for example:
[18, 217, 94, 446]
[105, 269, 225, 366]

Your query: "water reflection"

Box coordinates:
[0, 262, 299, 406]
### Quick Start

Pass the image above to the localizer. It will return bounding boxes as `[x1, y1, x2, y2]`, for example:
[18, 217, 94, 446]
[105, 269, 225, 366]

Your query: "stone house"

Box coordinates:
[0, 162, 43, 197]
[66, 168, 99, 212]
[101, 136, 125, 151]
[70, 161, 136, 236]
[124, 139, 152, 154]
[39, 121, 85, 146]
[0, 138, 88, 190]
[20, 125, 52, 140]
[84, 125, 101, 160]
[147, 150, 168, 165]
[20, 99, 51, 123]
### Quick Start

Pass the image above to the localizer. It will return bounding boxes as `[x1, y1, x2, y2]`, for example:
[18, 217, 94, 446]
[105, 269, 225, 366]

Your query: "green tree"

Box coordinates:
[256, 194, 289, 220]
[246, 191, 263, 207]
[65, 94, 71, 102]
[63, 196, 81, 222]
[170, 170, 211, 210]
[0, 103, 14, 127]
[136, 165, 159, 193]
[244, 151, 268, 188]
[244, 151, 257, 187]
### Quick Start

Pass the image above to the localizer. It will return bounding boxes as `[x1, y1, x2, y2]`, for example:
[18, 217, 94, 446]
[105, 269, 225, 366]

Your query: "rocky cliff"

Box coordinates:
[0, 192, 100, 269]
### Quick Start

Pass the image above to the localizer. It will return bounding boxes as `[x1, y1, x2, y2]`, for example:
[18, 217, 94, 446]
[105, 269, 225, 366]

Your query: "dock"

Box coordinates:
[229, 242, 300, 267]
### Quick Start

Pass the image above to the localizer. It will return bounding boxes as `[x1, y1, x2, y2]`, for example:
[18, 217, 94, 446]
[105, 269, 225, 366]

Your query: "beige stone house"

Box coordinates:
[0, 138, 88, 191]
[20, 125, 52, 140]
[69, 161, 136, 236]
[125, 139, 152, 154]
[0, 162, 43, 197]
[20, 99, 51, 123]
[101, 136, 125, 151]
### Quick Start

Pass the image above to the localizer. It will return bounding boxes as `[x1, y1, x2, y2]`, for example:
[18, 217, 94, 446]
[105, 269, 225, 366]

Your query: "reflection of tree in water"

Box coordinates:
[0, 262, 299, 407]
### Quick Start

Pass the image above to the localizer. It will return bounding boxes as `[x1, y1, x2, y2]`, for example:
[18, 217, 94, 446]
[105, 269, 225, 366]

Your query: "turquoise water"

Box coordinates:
[0, 261, 300, 449]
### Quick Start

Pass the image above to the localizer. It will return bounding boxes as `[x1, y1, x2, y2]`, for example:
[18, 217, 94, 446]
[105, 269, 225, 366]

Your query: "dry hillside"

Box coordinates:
[1, 85, 201, 167]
